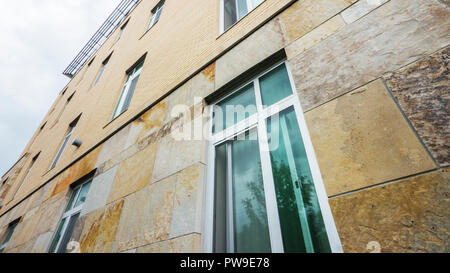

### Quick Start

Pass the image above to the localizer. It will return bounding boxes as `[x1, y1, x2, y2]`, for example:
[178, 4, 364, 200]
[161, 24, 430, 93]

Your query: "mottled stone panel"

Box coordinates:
[113, 176, 176, 252]
[341, 0, 389, 24]
[95, 124, 132, 168]
[81, 166, 118, 216]
[286, 15, 346, 59]
[31, 232, 53, 253]
[305, 80, 436, 196]
[215, 18, 286, 90]
[151, 135, 206, 183]
[384, 46, 450, 167]
[330, 170, 450, 253]
[170, 164, 205, 239]
[279, 0, 357, 42]
[290, 0, 450, 111]
[79, 200, 124, 253]
[136, 233, 201, 253]
[107, 143, 158, 204]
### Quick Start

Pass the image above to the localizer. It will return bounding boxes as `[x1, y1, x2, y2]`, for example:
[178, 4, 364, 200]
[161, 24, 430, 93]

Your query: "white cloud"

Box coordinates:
[0, 0, 122, 176]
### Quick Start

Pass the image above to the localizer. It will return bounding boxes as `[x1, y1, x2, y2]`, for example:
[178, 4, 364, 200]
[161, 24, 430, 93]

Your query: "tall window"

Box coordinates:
[55, 92, 75, 124]
[48, 177, 92, 253]
[50, 116, 79, 170]
[221, 0, 264, 32]
[92, 54, 112, 87]
[0, 219, 20, 253]
[147, 0, 164, 31]
[115, 19, 129, 43]
[13, 153, 40, 199]
[205, 62, 342, 253]
[111, 59, 144, 120]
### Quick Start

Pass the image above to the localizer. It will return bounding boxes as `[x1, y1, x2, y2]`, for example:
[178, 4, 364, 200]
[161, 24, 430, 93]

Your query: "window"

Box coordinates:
[55, 92, 75, 124]
[0, 178, 7, 192]
[205, 62, 342, 253]
[111, 59, 144, 120]
[50, 116, 80, 170]
[13, 153, 40, 199]
[40, 122, 47, 132]
[92, 54, 112, 86]
[115, 19, 129, 43]
[48, 177, 92, 253]
[221, 0, 264, 33]
[147, 0, 164, 31]
[0, 219, 20, 253]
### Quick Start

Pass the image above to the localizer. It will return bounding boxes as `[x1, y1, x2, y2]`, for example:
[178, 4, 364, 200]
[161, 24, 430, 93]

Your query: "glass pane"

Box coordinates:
[267, 107, 331, 253]
[48, 218, 67, 253]
[213, 83, 257, 134]
[113, 81, 130, 119]
[250, 0, 264, 9]
[74, 180, 92, 208]
[223, 0, 237, 30]
[214, 144, 227, 253]
[231, 131, 271, 253]
[237, 0, 248, 19]
[123, 74, 140, 111]
[259, 64, 293, 107]
[1, 222, 18, 246]
[65, 186, 80, 212]
[57, 213, 80, 253]
[51, 134, 71, 169]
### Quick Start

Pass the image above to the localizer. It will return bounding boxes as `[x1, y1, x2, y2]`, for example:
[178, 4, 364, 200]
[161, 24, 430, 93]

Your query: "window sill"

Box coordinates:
[217, 1, 265, 39]
[103, 109, 128, 129]
[138, 21, 159, 41]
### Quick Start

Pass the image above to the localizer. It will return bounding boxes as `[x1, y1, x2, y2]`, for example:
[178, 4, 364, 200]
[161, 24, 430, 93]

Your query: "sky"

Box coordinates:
[0, 0, 122, 176]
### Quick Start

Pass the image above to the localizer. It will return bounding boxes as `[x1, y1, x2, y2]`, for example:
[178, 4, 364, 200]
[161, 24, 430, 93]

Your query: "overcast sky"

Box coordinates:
[0, 0, 122, 176]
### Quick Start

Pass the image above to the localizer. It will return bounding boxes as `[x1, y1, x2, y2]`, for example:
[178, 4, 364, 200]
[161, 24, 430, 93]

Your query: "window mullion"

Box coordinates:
[226, 143, 235, 253]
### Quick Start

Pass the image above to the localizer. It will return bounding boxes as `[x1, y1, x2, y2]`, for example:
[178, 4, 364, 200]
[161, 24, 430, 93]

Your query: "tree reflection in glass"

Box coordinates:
[267, 107, 331, 253]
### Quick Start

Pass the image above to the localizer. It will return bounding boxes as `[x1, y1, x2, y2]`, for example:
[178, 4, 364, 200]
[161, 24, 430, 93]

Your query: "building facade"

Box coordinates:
[0, 0, 448, 253]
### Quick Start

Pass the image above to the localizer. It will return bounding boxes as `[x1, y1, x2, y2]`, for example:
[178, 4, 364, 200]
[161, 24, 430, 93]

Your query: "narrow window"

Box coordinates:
[206, 62, 342, 253]
[48, 176, 93, 253]
[0, 219, 20, 253]
[92, 54, 112, 87]
[116, 19, 129, 43]
[50, 116, 80, 170]
[55, 92, 75, 124]
[40, 122, 47, 132]
[147, 0, 165, 31]
[0, 178, 8, 192]
[221, 0, 264, 32]
[111, 58, 145, 120]
[13, 152, 40, 199]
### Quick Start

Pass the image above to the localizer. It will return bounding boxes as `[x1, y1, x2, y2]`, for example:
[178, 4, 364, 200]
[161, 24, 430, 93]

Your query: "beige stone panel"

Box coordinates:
[305, 80, 436, 196]
[215, 18, 287, 90]
[107, 142, 158, 204]
[5, 237, 36, 253]
[96, 124, 132, 168]
[113, 176, 176, 252]
[170, 164, 205, 239]
[341, 0, 389, 24]
[279, 0, 357, 42]
[330, 170, 450, 253]
[286, 15, 346, 59]
[79, 200, 124, 253]
[137, 233, 202, 253]
[151, 133, 206, 183]
[31, 232, 53, 253]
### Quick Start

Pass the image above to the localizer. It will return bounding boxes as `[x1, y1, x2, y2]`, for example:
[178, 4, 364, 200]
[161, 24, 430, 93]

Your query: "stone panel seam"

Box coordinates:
[328, 168, 446, 200]
[380, 78, 440, 168]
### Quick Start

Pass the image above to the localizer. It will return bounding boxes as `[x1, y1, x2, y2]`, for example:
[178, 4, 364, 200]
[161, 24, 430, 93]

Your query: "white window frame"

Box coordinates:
[92, 55, 111, 87]
[0, 220, 19, 253]
[111, 63, 143, 120]
[202, 60, 343, 253]
[48, 179, 92, 253]
[146, 1, 164, 31]
[219, 0, 265, 34]
[50, 125, 75, 170]
[13, 153, 39, 200]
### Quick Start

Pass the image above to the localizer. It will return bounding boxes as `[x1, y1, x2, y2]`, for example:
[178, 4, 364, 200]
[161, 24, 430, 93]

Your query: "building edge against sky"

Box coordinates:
[0, 0, 448, 253]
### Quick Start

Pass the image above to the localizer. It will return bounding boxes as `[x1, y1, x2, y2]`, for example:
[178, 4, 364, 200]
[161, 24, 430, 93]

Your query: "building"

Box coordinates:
[0, 0, 448, 253]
